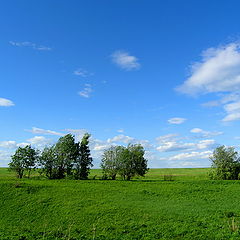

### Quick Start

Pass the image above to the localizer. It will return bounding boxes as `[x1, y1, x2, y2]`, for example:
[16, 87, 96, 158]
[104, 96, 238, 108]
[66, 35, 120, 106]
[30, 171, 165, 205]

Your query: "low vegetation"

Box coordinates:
[1, 168, 240, 239]
[5, 139, 240, 239]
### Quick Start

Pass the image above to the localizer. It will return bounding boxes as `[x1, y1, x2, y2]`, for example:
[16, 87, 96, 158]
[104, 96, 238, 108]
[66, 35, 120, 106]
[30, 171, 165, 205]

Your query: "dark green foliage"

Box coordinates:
[9, 145, 39, 178]
[74, 133, 93, 179]
[209, 145, 240, 180]
[101, 144, 148, 180]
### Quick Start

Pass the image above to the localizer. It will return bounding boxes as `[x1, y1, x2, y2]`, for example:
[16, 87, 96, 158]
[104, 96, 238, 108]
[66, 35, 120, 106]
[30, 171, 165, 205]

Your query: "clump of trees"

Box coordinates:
[9, 133, 93, 179]
[209, 145, 240, 180]
[101, 144, 148, 180]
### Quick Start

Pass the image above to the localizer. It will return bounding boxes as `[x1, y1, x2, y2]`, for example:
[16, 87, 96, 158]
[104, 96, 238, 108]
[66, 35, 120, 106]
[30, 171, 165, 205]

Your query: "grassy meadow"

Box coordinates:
[1, 167, 240, 239]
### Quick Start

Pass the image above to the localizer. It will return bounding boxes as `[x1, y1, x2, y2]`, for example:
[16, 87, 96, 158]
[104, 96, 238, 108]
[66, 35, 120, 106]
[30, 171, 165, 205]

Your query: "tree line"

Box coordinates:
[10, 132, 239, 181]
[9, 133, 148, 180]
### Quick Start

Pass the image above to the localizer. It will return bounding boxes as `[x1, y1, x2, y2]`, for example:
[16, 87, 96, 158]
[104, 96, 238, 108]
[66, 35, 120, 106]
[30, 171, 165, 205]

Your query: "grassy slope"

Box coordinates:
[1, 168, 240, 239]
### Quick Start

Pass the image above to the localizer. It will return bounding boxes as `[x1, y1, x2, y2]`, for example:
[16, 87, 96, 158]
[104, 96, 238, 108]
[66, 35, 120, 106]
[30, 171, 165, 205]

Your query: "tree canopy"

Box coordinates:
[209, 145, 240, 180]
[9, 145, 39, 178]
[101, 144, 148, 180]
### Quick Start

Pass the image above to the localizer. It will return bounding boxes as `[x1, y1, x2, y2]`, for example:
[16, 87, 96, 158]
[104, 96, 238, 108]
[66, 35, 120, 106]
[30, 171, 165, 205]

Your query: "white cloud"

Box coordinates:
[78, 84, 93, 98]
[177, 43, 240, 95]
[156, 138, 216, 152]
[168, 118, 186, 124]
[28, 127, 63, 136]
[0, 141, 29, 149]
[117, 129, 124, 133]
[107, 134, 134, 144]
[17, 142, 29, 148]
[0, 141, 17, 149]
[201, 100, 220, 107]
[27, 136, 52, 147]
[93, 143, 111, 151]
[177, 42, 240, 122]
[64, 129, 87, 142]
[0, 150, 12, 167]
[0, 98, 14, 107]
[156, 133, 179, 143]
[190, 128, 223, 138]
[9, 41, 51, 51]
[167, 150, 212, 161]
[73, 68, 92, 77]
[222, 101, 240, 122]
[111, 50, 140, 70]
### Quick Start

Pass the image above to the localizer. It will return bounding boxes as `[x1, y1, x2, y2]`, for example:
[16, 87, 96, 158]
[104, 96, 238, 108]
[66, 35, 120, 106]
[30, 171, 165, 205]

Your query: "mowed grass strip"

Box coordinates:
[1, 168, 240, 239]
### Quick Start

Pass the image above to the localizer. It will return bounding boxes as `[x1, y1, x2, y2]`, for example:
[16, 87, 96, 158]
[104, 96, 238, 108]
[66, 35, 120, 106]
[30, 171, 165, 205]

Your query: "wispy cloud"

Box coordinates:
[222, 101, 240, 122]
[168, 117, 186, 124]
[167, 150, 212, 161]
[107, 134, 134, 144]
[0, 98, 14, 107]
[27, 127, 63, 136]
[156, 132, 217, 152]
[73, 68, 93, 77]
[9, 41, 51, 51]
[111, 50, 140, 70]
[78, 84, 93, 98]
[190, 128, 223, 138]
[117, 129, 124, 133]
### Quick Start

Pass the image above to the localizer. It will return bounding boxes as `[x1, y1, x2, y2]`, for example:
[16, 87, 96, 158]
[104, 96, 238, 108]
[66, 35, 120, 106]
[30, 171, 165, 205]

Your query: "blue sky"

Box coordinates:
[1, 0, 240, 167]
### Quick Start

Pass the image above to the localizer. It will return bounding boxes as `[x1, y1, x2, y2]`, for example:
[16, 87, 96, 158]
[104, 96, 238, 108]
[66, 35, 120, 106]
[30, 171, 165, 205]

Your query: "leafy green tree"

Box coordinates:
[54, 134, 78, 179]
[209, 145, 240, 180]
[9, 145, 39, 178]
[101, 146, 124, 180]
[74, 133, 93, 179]
[38, 146, 58, 179]
[118, 144, 148, 180]
[101, 144, 148, 180]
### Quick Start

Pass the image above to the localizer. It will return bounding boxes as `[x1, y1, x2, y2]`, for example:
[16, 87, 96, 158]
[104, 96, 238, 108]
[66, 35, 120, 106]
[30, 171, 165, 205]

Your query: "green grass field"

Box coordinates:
[1, 168, 240, 239]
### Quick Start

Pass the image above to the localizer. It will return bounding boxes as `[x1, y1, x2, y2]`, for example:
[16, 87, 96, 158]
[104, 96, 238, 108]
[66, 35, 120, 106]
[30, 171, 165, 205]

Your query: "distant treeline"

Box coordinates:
[8, 133, 148, 180]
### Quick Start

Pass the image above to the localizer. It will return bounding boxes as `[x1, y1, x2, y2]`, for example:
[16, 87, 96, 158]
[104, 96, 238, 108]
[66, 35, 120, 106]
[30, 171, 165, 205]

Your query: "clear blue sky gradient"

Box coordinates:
[1, 0, 240, 167]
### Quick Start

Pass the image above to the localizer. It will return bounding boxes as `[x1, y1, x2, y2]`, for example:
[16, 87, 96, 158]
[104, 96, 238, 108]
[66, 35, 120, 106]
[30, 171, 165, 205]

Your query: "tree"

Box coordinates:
[38, 146, 58, 179]
[100, 144, 148, 180]
[118, 144, 148, 180]
[101, 146, 124, 180]
[209, 145, 240, 180]
[54, 134, 78, 179]
[74, 133, 93, 180]
[9, 145, 39, 178]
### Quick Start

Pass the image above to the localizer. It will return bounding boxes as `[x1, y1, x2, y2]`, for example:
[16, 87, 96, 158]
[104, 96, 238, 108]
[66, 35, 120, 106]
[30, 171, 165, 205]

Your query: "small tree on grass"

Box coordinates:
[209, 145, 240, 180]
[38, 146, 58, 179]
[118, 144, 148, 180]
[9, 145, 39, 178]
[54, 134, 78, 178]
[74, 133, 93, 180]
